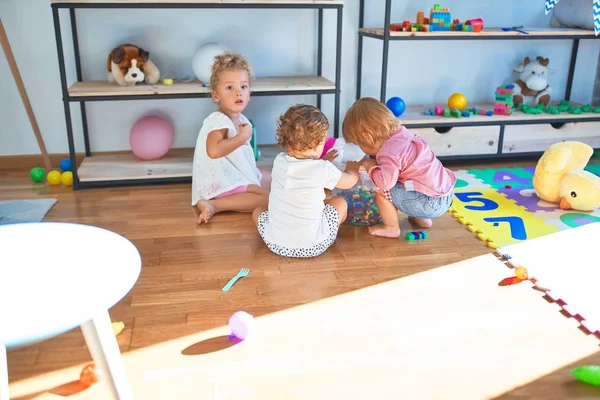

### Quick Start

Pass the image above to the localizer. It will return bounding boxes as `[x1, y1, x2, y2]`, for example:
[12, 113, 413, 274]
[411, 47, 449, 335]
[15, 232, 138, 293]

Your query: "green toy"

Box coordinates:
[247, 118, 261, 161]
[518, 100, 600, 116]
[29, 167, 45, 183]
[571, 365, 600, 386]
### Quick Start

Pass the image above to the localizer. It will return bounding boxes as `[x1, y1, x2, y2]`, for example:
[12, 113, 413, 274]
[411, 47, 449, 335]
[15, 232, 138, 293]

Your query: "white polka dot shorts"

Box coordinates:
[258, 205, 340, 258]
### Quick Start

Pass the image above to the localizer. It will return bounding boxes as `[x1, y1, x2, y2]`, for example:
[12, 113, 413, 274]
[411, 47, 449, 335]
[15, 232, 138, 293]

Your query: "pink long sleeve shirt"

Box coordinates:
[368, 126, 456, 197]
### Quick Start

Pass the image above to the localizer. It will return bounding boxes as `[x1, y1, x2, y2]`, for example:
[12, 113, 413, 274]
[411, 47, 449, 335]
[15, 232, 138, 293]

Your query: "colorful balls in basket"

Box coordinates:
[129, 114, 174, 161]
[386, 96, 406, 117]
[336, 185, 382, 226]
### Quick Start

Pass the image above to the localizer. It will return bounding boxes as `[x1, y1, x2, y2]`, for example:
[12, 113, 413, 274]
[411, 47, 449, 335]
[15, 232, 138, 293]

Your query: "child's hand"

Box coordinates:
[322, 149, 339, 162]
[345, 161, 360, 172]
[361, 158, 378, 171]
[237, 123, 253, 143]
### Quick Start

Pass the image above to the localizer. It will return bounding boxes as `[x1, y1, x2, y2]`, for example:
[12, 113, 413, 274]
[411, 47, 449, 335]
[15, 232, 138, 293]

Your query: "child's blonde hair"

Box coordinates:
[276, 104, 329, 153]
[342, 97, 401, 146]
[210, 52, 253, 89]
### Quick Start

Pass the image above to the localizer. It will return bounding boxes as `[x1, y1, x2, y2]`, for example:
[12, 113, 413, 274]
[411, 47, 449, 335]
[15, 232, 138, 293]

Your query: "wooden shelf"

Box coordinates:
[359, 27, 598, 40]
[68, 76, 335, 100]
[78, 151, 194, 182]
[399, 103, 600, 127]
[52, 0, 343, 4]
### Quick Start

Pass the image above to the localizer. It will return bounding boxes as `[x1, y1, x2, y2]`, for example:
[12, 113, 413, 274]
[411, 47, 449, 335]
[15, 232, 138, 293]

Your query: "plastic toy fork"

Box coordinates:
[222, 268, 250, 292]
[501, 25, 529, 34]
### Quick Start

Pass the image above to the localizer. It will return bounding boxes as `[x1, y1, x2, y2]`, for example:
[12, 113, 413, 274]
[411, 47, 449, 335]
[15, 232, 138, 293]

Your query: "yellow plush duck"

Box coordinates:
[533, 141, 600, 211]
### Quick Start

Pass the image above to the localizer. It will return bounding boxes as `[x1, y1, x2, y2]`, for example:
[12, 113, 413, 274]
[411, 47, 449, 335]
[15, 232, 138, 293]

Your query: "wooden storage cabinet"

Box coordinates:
[357, 0, 600, 161]
[502, 122, 600, 154]
[413, 126, 500, 157]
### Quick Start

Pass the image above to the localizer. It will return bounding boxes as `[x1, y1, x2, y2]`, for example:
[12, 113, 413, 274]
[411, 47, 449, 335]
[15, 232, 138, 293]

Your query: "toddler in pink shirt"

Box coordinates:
[342, 97, 457, 238]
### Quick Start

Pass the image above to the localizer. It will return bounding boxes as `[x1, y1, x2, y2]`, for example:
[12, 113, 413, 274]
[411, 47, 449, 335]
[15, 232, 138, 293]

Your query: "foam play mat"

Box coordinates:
[450, 164, 600, 248]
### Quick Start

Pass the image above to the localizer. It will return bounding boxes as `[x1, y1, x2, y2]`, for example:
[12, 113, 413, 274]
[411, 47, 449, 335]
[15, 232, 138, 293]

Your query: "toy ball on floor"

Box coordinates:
[47, 170, 62, 185]
[448, 93, 467, 110]
[59, 158, 72, 172]
[192, 42, 230, 84]
[61, 171, 74, 186]
[386, 96, 406, 117]
[129, 115, 174, 161]
[228, 311, 254, 340]
[29, 167, 45, 183]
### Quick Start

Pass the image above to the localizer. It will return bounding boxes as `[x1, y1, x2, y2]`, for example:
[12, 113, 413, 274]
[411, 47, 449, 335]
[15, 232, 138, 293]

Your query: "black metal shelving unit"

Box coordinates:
[50, 0, 344, 190]
[355, 0, 600, 161]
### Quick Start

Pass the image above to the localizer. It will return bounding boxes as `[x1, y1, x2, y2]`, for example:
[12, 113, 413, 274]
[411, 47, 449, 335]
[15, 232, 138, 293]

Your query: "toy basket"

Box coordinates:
[332, 172, 382, 226]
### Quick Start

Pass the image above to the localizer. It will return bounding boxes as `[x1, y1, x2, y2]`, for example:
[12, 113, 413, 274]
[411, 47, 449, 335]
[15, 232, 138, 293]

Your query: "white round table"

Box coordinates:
[0, 222, 142, 400]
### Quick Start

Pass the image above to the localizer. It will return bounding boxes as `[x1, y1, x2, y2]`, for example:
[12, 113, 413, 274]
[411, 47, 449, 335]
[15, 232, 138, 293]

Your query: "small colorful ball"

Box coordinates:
[46, 170, 62, 185]
[60, 171, 74, 186]
[29, 167, 45, 183]
[448, 93, 467, 110]
[386, 96, 406, 117]
[515, 266, 528, 280]
[79, 362, 102, 387]
[59, 158, 72, 172]
[228, 311, 255, 340]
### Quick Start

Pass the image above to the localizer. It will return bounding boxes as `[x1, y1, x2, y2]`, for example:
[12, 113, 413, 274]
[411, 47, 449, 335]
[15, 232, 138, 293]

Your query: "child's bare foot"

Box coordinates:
[368, 224, 401, 238]
[409, 217, 432, 228]
[196, 200, 216, 224]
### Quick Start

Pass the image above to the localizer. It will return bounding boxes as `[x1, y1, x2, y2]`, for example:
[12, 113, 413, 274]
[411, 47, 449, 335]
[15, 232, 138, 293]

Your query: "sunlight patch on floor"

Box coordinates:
[9, 254, 600, 399]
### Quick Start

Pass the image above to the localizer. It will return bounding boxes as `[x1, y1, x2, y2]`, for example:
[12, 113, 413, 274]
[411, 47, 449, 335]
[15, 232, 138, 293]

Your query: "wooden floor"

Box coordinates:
[2, 156, 599, 399]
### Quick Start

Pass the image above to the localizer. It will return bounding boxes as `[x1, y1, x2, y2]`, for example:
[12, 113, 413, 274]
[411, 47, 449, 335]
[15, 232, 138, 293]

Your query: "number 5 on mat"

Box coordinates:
[455, 192, 499, 211]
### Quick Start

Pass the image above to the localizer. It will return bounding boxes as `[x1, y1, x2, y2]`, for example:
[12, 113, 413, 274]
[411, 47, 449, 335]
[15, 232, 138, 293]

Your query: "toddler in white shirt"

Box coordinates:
[252, 104, 360, 258]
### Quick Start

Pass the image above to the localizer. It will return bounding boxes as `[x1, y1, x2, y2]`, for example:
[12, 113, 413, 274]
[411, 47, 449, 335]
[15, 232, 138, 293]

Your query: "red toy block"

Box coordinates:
[466, 18, 484, 32]
[435, 105, 444, 115]
[390, 23, 402, 31]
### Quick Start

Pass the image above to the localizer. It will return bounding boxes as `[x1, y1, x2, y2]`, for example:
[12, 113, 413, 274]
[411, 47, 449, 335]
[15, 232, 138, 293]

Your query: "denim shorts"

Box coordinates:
[389, 182, 454, 219]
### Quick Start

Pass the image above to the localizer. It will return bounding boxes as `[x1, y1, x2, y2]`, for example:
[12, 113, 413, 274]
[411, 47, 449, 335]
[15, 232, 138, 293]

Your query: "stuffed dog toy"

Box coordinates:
[107, 44, 160, 87]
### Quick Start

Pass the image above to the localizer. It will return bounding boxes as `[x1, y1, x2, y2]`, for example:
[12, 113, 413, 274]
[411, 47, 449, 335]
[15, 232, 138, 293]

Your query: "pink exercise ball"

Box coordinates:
[129, 115, 174, 161]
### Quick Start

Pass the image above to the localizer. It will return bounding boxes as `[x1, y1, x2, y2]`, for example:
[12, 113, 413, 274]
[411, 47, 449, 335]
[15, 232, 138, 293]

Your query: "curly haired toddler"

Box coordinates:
[253, 104, 360, 258]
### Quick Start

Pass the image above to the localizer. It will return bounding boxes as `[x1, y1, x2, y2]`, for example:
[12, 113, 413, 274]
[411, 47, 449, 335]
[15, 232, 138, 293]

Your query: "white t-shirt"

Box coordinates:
[261, 153, 344, 249]
[191, 111, 262, 205]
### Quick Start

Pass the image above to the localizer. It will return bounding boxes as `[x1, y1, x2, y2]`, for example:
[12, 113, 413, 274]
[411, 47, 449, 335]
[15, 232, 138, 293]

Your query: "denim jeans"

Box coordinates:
[388, 182, 454, 219]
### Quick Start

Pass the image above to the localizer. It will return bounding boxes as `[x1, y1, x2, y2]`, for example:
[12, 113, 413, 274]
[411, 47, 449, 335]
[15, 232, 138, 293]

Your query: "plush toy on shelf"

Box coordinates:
[107, 44, 160, 87]
[533, 141, 600, 211]
[512, 56, 552, 108]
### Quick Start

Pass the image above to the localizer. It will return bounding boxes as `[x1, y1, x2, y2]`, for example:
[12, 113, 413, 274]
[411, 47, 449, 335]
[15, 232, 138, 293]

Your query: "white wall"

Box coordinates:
[0, 0, 598, 156]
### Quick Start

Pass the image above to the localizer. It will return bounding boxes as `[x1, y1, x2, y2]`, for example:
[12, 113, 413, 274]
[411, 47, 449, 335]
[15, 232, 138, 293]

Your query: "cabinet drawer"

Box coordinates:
[412, 125, 500, 157]
[502, 122, 600, 154]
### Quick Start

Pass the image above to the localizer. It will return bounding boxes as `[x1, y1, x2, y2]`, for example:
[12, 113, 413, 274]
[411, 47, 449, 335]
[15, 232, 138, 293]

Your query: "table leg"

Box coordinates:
[0, 343, 9, 400]
[81, 310, 134, 400]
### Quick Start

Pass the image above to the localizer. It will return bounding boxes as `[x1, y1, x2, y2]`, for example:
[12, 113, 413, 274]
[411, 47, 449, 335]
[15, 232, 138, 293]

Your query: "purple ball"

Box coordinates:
[228, 311, 254, 340]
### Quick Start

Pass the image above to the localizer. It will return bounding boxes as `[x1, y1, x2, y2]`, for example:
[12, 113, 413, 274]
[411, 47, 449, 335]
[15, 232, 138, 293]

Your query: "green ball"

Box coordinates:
[29, 167, 45, 182]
